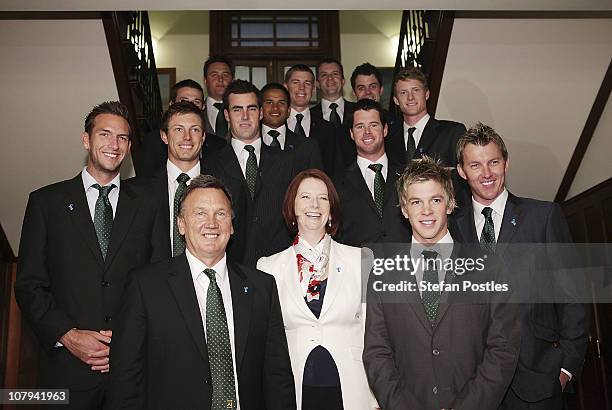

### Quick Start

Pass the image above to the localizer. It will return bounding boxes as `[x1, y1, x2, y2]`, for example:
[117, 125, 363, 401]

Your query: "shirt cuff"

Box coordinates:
[561, 368, 573, 380]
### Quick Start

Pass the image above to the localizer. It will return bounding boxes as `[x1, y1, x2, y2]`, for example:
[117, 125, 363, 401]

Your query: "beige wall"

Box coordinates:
[0, 19, 124, 253]
[567, 94, 612, 199]
[438, 18, 612, 201]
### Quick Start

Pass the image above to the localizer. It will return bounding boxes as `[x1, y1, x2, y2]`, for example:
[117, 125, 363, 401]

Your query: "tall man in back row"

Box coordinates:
[454, 123, 589, 409]
[15, 102, 168, 409]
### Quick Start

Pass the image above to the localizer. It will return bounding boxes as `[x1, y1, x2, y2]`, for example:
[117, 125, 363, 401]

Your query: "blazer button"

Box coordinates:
[205, 377, 212, 385]
[104, 316, 112, 323]
[432, 349, 440, 356]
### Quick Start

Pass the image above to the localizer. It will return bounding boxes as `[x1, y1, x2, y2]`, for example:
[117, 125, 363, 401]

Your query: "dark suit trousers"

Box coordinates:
[500, 383, 564, 410]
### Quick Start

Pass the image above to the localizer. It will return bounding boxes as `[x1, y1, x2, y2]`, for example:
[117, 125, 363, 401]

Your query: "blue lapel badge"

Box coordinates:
[511, 218, 517, 226]
[68, 203, 75, 211]
[243, 286, 249, 293]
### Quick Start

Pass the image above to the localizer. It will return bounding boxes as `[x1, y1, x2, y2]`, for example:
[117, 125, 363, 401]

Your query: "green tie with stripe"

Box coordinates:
[173, 173, 190, 257]
[368, 163, 385, 218]
[203, 268, 237, 410]
[421, 249, 440, 324]
[92, 183, 116, 259]
[480, 206, 496, 253]
[244, 145, 257, 198]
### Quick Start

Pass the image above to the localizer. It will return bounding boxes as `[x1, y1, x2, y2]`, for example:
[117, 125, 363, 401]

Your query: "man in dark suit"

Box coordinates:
[15, 102, 168, 409]
[335, 99, 410, 246]
[260, 82, 323, 170]
[136, 79, 226, 177]
[363, 156, 520, 410]
[454, 123, 589, 409]
[204, 80, 300, 267]
[284, 64, 339, 176]
[202, 55, 235, 138]
[311, 58, 357, 168]
[105, 175, 296, 409]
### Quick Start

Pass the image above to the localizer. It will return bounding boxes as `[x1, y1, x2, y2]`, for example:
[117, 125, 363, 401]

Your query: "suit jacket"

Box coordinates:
[283, 127, 324, 170]
[452, 192, 590, 402]
[15, 174, 169, 390]
[136, 128, 226, 178]
[363, 242, 520, 410]
[302, 109, 342, 177]
[335, 160, 411, 246]
[257, 241, 377, 409]
[143, 162, 247, 260]
[105, 255, 296, 409]
[203, 143, 301, 267]
[311, 100, 356, 171]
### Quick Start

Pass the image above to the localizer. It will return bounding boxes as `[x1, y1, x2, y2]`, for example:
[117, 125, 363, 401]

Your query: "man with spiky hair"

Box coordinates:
[15, 102, 168, 409]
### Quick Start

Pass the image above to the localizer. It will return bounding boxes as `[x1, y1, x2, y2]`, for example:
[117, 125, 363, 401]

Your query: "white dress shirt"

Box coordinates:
[356, 154, 389, 201]
[321, 97, 345, 123]
[410, 231, 454, 295]
[287, 108, 312, 137]
[472, 189, 508, 242]
[206, 96, 223, 133]
[262, 124, 287, 150]
[167, 160, 201, 249]
[403, 113, 430, 150]
[186, 250, 241, 409]
[231, 137, 262, 178]
[82, 167, 120, 220]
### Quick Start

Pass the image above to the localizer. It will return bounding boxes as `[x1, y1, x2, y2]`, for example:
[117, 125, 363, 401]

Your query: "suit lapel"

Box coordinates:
[153, 170, 171, 243]
[319, 241, 346, 319]
[384, 162, 402, 207]
[104, 181, 138, 270]
[255, 144, 275, 199]
[228, 262, 252, 374]
[284, 128, 299, 151]
[498, 193, 523, 251]
[454, 203, 479, 244]
[280, 249, 316, 319]
[343, 99, 355, 126]
[433, 244, 461, 327]
[219, 146, 250, 200]
[346, 163, 380, 219]
[418, 117, 438, 157]
[167, 255, 210, 363]
[65, 174, 104, 266]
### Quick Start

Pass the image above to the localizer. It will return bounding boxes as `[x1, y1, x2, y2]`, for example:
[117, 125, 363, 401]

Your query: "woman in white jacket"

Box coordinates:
[257, 169, 376, 410]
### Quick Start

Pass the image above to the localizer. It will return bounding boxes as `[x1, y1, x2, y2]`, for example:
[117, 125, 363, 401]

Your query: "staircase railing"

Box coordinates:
[102, 11, 163, 170]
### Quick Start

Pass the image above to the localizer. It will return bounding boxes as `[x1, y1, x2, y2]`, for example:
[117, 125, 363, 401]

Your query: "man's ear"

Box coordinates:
[224, 108, 230, 123]
[81, 132, 90, 150]
[457, 164, 467, 181]
[160, 129, 169, 145]
[383, 123, 388, 139]
[425, 89, 430, 101]
[177, 213, 186, 235]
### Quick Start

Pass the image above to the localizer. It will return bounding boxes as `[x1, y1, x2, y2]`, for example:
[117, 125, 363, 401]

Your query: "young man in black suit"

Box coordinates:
[454, 123, 589, 409]
[202, 55, 235, 138]
[204, 80, 301, 266]
[15, 102, 168, 409]
[284, 64, 339, 176]
[106, 175, 296, 409]
[335, 99, 410, 247]
[136, 79, 226, 177]
[260, 82, 323, 170]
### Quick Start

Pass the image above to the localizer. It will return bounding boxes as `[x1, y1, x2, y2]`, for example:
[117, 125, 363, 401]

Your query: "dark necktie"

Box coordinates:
[406, 127, 417, 162]
[294, 113, 306, 138]
[368, 163, 385, 218]
[480, 207, 496, 253]
[173, 173, 190, 257]
[244, 145, 257, 198]
[203, 268, 237, 410]
[329, 102, 341, 127]
[267, 129, 282, 151]
[421, 249, 441, 324]
[92, 183, 116, 259]
[213, 102, 228, 137]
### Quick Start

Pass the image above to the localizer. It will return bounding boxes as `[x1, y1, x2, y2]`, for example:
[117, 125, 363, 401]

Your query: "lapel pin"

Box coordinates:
[68, 203, 75, 211]
[511, 218, 517, 226]
[243, 286, 249, 293]
[336, 266, 341, 272]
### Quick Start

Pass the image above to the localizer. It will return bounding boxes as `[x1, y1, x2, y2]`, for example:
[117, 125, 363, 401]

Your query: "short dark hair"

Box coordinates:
[203, 55, 235, 77]
[178, 174, 234, 216]
[283, 169, 341, 237]
[222, 80, 263, 109]
[457, 122, 509, 165]
[261, 82, 291, 103]
[84, 101, 130, 136]
[284, 64, 315, 83]
[392, 67, 429, 96]
[316, 58, 344, 79]
[170, 79, 204, 103]
[397, 156, 456, 211]
[348, 98, 387, 128]
[350, 62, 382, 92]
[161, 101, 204, 134]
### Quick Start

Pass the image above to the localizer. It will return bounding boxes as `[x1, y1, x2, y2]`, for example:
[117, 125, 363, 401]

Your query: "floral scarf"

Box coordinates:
[293, 233, 331, 302]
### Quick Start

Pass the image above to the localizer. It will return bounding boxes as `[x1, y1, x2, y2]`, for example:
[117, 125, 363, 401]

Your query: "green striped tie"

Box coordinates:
[421, 250, 440, 324]
[368, 163, 385, 218]
[173, 173, 190, 256]
[203, 268, 237, 410]
[244, 145, 257, 198]
[480, 207, 496, 253]
[91, 183, 115, 259]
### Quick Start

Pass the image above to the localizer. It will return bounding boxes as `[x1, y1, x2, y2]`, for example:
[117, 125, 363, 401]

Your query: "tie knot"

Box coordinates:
[203, 268, 217, 283]
[295, 113, 304, 122]
[482, 206, 494, 218]
[421, 249, 438, 260]
[92, 183, 116, 198]
[329, 102, 338, 110]
[268, 129, 280, 138]
[368, 163, 383, 173]
[176, 173, 190, 184]
[244, 144, 255, 153]
[213, 102, 224, 110]
[407, 127, 416, 137]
